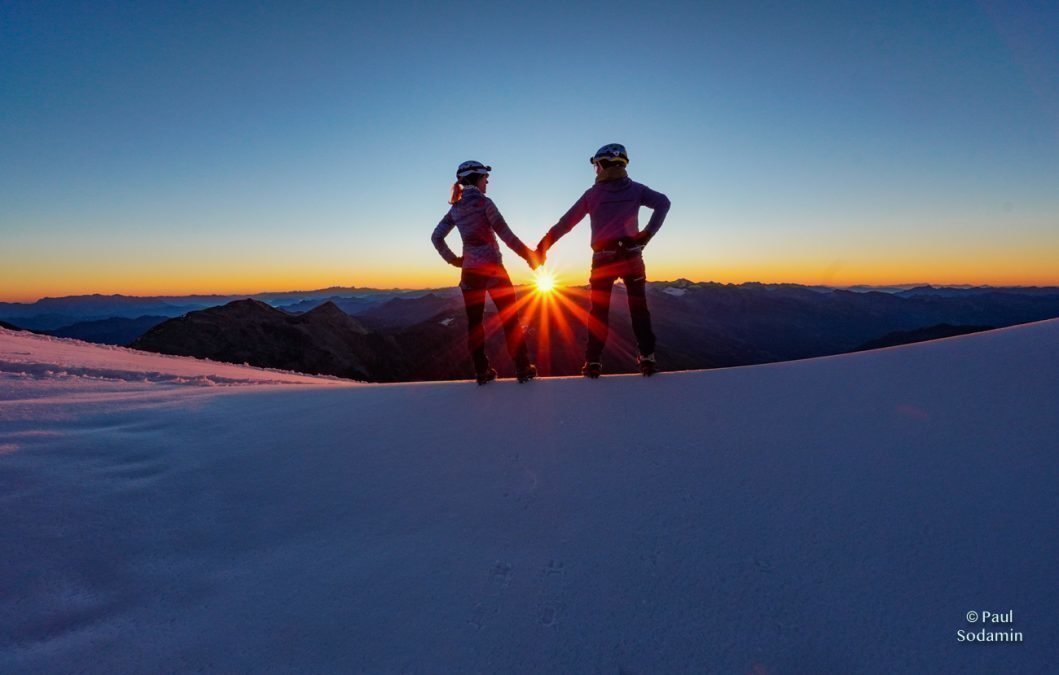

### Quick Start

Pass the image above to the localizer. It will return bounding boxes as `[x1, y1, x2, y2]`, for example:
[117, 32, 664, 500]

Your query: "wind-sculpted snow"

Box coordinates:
[0, 360, 328, 387]
[0, 321, 1057, 672]
[0, 327, 353, 387]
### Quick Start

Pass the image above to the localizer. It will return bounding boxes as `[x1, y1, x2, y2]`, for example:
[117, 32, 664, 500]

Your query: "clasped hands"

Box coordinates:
[526, 245, 546, 270]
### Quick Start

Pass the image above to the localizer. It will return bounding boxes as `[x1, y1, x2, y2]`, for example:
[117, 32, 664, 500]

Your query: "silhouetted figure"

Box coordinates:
[537, 143, 671, 377]
[432, 161, 540, 384]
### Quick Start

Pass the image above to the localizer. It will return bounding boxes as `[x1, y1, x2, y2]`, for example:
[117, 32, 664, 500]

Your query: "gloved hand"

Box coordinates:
[450, 256, 464, 268]
[632, 230, 653, 247]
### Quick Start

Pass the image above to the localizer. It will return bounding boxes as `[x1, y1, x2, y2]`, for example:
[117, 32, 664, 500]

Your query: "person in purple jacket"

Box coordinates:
[432, 160, 539, 385]
[536, 144, 671, 377]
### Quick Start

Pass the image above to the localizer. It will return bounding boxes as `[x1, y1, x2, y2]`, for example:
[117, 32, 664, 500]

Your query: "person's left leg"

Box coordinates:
[461, 272, 490, 375]
[585, 275, 616, 364]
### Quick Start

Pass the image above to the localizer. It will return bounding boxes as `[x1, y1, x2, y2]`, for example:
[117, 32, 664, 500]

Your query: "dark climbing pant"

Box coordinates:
[585, 253, 656, 363]
[461, 266, 529, 374]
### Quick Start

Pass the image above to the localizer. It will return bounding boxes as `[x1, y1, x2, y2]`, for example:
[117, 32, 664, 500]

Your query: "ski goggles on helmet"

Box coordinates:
[456, 160, 492, 178]
[590, 143, 629, 165]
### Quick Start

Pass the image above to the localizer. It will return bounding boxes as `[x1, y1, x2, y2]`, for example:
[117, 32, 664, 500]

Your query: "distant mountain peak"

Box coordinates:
[304, 299, 343, 314]
[228, 298, 277, 310]
[299, 301, 366, 332]
[204, 298, 288, 320]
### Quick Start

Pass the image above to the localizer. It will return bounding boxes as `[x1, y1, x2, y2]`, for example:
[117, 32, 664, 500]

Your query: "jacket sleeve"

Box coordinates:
[640, 185, 671, 237]
[484, 199, 532, 260]
[539, 191, 589, 251]
[431, 212, 460, 265]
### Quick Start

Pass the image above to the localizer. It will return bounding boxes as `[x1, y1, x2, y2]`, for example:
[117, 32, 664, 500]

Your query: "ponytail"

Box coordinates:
[449, 172, 486, 205]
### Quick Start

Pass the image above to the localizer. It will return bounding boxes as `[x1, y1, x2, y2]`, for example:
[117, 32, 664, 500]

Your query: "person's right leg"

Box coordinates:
[461, 276, 489, 375]
[585, 273, 616, 364]
[487, 270, 530, 370]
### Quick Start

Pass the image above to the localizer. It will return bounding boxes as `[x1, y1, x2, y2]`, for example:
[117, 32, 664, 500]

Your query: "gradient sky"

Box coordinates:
[2, 0, 1057, 301]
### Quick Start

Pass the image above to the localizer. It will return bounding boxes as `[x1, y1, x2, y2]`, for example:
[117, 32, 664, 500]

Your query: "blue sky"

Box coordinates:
[1, 0, 1057, 299]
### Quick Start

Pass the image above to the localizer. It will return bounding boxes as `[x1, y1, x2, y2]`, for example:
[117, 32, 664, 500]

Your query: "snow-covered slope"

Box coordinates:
[0, 327, 353, 389]
[1, 322, 1057, 673]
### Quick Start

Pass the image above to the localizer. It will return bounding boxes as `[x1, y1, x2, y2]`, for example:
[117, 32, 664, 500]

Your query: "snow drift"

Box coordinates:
[0, 327, 352, 388]
[1, 322, 1056, 672]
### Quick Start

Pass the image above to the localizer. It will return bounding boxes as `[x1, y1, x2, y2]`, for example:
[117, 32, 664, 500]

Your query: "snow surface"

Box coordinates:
[1, 322, 1057, 672]
[662, 287, 687, 297]
[0, 327, 354, 389]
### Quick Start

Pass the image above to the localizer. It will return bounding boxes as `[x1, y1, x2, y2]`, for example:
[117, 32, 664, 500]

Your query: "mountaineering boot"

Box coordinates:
[516, 363, 537, 383]
[581, 362, 602, 379]
[476, 367, 498, 385]
[637, 353, 657, 377]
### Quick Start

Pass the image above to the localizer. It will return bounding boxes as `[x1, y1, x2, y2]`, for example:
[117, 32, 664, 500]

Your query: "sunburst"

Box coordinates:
[534, 268, 557, 294]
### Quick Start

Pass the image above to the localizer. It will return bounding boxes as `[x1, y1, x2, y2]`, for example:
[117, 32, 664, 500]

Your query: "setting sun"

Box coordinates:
[533, 269, 557, 294]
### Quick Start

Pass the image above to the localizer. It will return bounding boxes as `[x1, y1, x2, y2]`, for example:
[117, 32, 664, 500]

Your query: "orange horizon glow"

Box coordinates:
[4, 229, 1059, 302]
[4, 264, 1059, 303]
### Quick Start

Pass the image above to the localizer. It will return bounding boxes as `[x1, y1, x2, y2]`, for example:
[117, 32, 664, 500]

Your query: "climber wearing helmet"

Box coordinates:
[432, 161, 540, 384]
[535, 144, 671, 377]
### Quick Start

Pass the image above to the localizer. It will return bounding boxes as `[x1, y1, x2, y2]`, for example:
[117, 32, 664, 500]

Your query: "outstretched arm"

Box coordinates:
[484, 199, 535, 265]
[431, 213, 462, 267]
[537, 193, 589, 253]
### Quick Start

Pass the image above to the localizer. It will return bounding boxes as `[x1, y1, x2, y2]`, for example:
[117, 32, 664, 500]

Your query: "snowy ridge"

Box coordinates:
[0, 327, 354, 387]
[0, 360, 306, 387]
[1, 321, 1057, 672]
